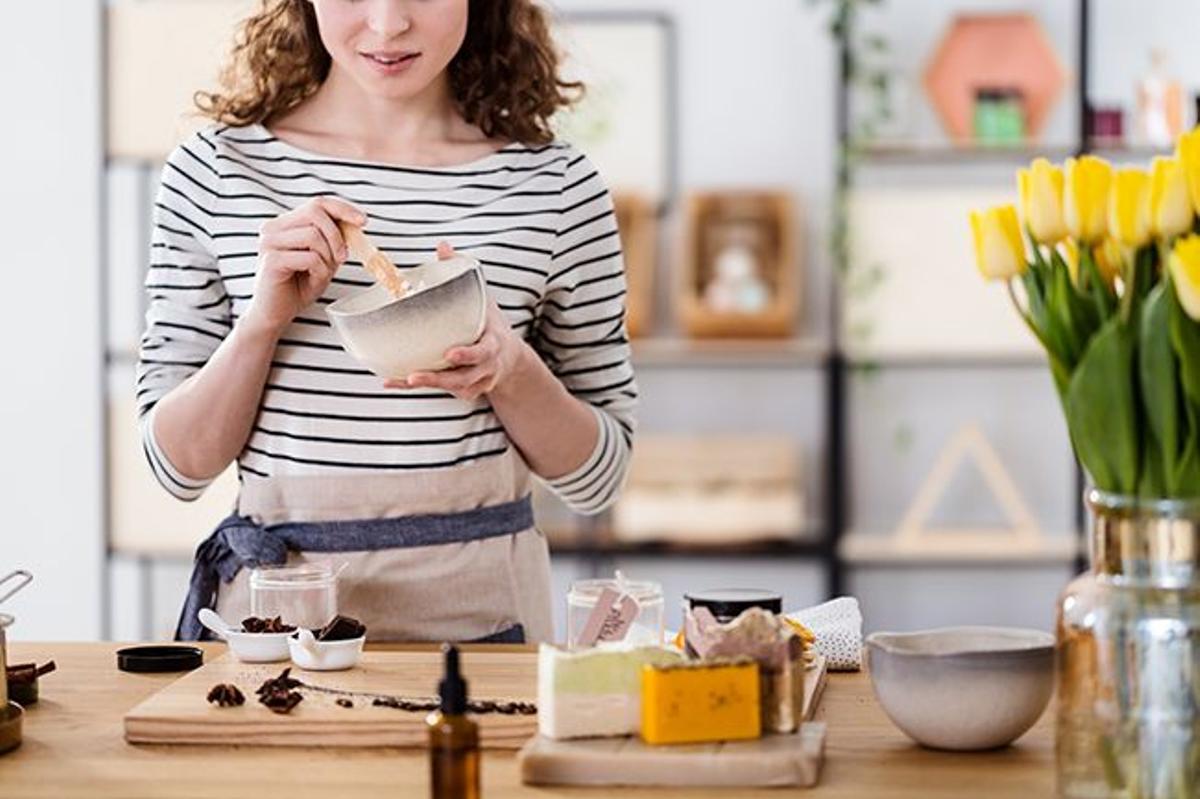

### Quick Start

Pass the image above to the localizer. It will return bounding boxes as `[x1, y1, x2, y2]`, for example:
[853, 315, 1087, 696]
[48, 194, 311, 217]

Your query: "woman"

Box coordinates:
[137, 0, 635, 644]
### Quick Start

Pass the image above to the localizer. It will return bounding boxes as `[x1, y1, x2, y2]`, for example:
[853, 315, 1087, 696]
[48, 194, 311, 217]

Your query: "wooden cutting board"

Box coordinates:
[124, 650, 538, 749]
[519, 656, 829, 788]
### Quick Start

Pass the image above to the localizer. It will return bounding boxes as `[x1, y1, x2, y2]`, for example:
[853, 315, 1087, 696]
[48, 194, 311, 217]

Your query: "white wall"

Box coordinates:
[0, 1, 103, 639]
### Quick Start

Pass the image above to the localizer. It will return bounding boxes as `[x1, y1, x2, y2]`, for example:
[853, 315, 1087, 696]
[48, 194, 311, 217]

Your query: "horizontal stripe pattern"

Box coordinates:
[136, 124, 636, 513]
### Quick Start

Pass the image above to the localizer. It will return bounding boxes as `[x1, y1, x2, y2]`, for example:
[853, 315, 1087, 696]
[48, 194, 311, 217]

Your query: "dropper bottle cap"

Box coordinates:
[438, 643, 468, 715]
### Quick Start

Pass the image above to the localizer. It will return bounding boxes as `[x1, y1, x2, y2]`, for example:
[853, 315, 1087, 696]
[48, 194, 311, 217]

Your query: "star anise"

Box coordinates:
[256, 667, 304, 714]
[206, 683, 245, 707]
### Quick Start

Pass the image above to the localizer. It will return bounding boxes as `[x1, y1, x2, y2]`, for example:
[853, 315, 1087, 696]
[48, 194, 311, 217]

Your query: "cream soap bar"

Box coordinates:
[537, 644, 683, 740]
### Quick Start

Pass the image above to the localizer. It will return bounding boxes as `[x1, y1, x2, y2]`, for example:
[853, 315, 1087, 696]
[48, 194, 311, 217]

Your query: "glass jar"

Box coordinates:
[1056, 490, 1200, 798]
[250, 564, 338, 630]
[567, 577, 664, 649]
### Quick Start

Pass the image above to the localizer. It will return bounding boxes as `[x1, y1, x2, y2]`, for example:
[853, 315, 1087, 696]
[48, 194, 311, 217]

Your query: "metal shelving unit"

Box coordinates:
[833, 0, 1102, 577]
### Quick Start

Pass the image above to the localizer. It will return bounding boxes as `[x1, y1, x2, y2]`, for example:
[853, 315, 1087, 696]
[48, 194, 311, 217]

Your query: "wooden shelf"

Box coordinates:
[854, 140, 1174, 167]
[1087, 142, 1174, 161]
[549, 536, 827, 559]
[853, 140, 1079, 165]
[839, 531, 1079, 566]
[845, 350, 1047, 370]
[631, 336, 828, 367]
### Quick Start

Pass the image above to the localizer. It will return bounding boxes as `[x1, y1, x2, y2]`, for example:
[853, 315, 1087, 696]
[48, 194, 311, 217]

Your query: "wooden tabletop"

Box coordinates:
[0, 642, 1054, 798]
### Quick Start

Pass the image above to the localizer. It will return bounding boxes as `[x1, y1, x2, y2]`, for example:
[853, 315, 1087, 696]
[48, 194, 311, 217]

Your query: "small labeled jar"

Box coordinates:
[250, 564, 338, 631]
[567, 577, 664, 649]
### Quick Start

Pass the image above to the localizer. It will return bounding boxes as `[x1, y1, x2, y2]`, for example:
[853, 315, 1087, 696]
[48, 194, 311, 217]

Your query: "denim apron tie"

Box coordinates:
[175, 495, 535, 641]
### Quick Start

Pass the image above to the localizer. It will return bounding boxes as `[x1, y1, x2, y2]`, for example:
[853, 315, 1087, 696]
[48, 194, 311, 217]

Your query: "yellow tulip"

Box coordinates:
[970, 205, 1026, 281]
[1150, 157, 1193, 238]
[1176, 127, 1200, 216]
[1065, 155, 1113, 243]
[1109, 168, 1152, 248]
[1170, 234, 1200, 321]
[1057, 239, 1080, 286]
[1017, 158, 1067, 244]
[1093, 237, 1124, 287]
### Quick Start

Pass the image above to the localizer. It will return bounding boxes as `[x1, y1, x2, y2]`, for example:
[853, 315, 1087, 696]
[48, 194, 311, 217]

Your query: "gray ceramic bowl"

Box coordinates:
[866, 626, 1054, 751]
[326, 255, 486, 380]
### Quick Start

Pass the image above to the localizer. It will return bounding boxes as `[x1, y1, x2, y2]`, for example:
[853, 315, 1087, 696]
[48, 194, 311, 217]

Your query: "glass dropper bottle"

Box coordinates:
[427, 644, 480, 799]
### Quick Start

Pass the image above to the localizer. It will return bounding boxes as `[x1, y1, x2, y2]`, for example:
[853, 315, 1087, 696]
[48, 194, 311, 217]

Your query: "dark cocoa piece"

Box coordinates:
[241, 616, 296, 634]
[336, 698, 354, 709]
[6, 660, 56, 685]
[313, 615, 367, 642]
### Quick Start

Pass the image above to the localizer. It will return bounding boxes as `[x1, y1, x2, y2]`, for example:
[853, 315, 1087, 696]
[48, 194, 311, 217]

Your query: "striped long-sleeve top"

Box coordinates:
[136, 124, 636, 514]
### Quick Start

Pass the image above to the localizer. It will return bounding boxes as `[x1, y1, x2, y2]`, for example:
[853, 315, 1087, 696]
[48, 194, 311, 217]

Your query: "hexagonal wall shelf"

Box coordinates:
[922, 13, 1067, 143]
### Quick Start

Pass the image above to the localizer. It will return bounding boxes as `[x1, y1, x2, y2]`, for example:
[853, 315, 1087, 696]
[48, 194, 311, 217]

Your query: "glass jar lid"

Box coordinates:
[567, 578, 662, 604]
[250, 563, 336, 588]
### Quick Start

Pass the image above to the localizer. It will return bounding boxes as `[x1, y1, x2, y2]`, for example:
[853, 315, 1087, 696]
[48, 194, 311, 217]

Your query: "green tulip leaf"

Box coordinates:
[1178, 438, 1200, 497]
[1081, 246, 1117, 320]
[1170, 279, 1200, 411]
[1066, 317, 1139, 493]
[1050, 248, 1102, 367]
[1139, 284, 1181, 494]
[1138, 435, 1166, 498]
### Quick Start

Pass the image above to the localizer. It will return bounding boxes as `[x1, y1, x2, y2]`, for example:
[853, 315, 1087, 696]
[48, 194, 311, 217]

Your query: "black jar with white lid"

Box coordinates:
[684, 588, 783, 623]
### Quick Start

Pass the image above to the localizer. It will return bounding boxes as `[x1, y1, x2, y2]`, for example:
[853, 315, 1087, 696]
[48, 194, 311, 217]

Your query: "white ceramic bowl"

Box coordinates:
[220, 629, 292, 663]
[326, 255, 487, 380]
[288, 632, 366, 672]
[866, 626, 1054, 751]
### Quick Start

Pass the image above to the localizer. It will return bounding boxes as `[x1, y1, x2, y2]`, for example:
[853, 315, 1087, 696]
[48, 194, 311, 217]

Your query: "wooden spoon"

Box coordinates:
[336, 221, 410, 298]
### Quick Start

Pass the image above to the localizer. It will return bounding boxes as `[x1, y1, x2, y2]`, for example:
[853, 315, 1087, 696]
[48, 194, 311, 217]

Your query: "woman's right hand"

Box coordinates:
[245, 197, 367, 335]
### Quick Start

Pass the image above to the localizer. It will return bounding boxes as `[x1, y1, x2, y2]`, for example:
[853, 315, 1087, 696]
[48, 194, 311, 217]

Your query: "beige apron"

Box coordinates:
[213, 449, 553, 642]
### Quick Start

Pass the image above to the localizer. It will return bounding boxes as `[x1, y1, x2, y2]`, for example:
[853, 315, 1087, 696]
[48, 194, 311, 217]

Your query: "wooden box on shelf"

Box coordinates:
[611, 435, 806, 546]
[612, 192, 657, 338]
[678, 191, 800, 338]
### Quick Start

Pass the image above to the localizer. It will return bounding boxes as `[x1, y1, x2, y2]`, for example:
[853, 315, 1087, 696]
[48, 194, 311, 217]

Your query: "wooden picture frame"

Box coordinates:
[553, 12, 679, 211]
[679, 191, 800, 338]
[612, 193, 657, 338]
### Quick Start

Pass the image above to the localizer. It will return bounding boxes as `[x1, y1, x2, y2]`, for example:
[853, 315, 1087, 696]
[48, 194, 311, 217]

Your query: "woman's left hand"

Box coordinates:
[386, 243, 526, 401]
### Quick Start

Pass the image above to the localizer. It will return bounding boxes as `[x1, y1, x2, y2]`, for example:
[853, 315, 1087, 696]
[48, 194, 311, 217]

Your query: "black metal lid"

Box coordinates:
[116, 645, 204, 673]
[684, 588, 783, 619]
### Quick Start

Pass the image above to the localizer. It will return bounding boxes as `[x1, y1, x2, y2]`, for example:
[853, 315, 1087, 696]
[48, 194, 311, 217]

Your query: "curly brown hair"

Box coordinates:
[195, 0, 582, 146]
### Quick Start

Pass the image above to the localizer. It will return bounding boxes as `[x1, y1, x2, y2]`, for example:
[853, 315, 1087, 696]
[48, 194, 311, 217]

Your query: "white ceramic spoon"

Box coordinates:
[197, 608, 237, 640]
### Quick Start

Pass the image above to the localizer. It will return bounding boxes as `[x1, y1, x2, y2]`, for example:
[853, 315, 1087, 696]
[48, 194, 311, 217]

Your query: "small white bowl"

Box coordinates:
[220, 629, 292, 663]
[288, 629, 366, 671]
[197, 609, 292, 663]
[866, 625, 1054, 751]
[326, 255, 486, 380]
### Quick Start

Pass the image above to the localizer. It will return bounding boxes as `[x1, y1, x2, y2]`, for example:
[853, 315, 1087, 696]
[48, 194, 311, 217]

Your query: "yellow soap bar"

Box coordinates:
[640, 660, 761, 745]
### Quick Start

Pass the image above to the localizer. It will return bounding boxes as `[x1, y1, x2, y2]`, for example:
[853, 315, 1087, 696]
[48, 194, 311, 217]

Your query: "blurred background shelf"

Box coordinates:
[845, 351, 1049, 369]
[632, 336, 828, 368]
[548, 536, 827, 559]
[839, 531, 1080, 566]
[853, 140, 1176, 166]
[854, 140, 1080, 164]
